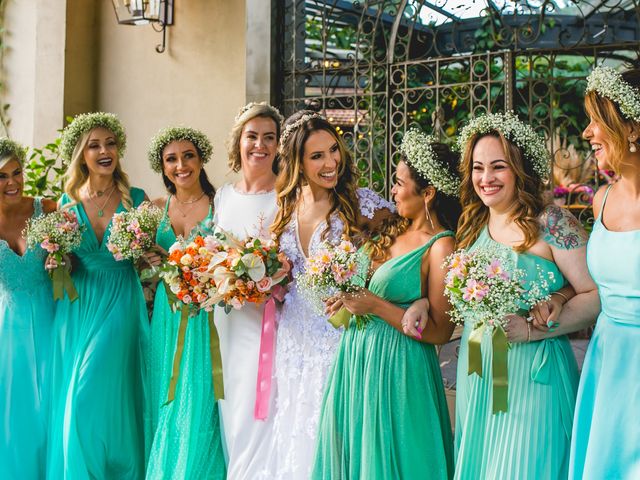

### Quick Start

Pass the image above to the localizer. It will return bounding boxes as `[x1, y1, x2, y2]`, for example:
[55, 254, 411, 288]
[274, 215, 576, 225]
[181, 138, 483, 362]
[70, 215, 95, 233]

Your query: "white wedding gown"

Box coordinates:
[262, 188, 394, 479]
[213, 183, 278, 480]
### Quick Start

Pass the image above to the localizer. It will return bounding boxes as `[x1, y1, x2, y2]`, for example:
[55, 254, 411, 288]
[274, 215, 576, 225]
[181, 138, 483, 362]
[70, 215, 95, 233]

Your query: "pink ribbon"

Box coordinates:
[254, 297, 276, 420]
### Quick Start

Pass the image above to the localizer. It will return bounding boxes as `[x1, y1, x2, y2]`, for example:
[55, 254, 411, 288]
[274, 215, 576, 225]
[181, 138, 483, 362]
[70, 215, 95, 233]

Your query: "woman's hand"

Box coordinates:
[324, 295, 344, 317]
[529, 295, 563, 332]
[339, 289, 378, 316]
[401, 297, 429, 339]
[142, 245, 167, 268]
[503, 314, 531, 343]
[45, 253, 71, 272]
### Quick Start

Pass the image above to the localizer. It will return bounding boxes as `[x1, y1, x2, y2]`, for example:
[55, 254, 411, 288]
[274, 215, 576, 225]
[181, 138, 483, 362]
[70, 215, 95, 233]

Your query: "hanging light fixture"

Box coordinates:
[112, 0, 174, 53]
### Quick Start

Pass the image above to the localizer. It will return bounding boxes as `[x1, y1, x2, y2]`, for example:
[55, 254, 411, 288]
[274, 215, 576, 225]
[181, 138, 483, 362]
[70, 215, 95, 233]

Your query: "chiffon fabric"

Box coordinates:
[213, 184, 279, 480]
[455, 227, 579, 479]
[47, 189, 149, 479]
[569, 185, 640, 479]
[145, 197, 225, 479]
[263, 188, 394, 479]
[312, 231, 455, 480]
[0, 198, 53, 479]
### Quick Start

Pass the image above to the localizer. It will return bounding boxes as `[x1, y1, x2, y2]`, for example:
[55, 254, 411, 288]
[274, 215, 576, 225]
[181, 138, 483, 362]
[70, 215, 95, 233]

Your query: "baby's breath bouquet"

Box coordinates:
[107, 201, 163, 262]
[297, 237, 370, 328]
[24, 210, 85, 302]
[443, 245, 555, 413]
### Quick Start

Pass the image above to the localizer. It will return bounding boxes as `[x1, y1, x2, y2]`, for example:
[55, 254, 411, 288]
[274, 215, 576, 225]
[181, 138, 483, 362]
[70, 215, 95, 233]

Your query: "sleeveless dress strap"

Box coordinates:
[597, 184, 614, 222]
[33, 197, 43, 217]
[422, 230, 455, 252]
[164, 196, 172, 214]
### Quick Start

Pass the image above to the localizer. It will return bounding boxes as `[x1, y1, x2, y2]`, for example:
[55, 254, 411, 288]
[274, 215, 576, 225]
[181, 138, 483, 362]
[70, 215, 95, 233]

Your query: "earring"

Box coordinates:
[629, 137, 638, 153]
[425, 206, 435, 230]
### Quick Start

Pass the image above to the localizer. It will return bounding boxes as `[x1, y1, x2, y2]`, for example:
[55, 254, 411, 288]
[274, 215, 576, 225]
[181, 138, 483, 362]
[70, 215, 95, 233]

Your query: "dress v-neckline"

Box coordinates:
[78, 199, 123, 248]
[294, 213, 327, 260]
[0, 198, 38, 259]
[164, 197, 212, 242]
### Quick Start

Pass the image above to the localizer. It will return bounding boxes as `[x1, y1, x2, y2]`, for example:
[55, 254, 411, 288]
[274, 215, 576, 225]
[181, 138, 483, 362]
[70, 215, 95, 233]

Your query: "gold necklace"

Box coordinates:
[88, 185, 116, 217]
[172, 193, 206, 218]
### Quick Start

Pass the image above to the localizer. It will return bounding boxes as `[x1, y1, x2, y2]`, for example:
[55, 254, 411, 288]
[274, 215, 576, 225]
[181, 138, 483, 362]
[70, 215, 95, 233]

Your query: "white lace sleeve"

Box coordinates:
[356, 187, 395, 219]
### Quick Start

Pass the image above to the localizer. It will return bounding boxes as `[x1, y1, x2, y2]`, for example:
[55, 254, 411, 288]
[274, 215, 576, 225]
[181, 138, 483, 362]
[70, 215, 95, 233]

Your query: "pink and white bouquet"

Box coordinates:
[297, 237, 369, 328]
[443, 246, 554, 331]
[107, 201, 163, 262]
[24, 209, 85, 301]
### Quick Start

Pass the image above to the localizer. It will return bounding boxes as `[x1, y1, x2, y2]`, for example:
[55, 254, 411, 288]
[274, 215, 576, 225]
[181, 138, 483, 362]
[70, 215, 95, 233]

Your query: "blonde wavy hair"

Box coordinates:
[271, 111, 361, 242]
[457, 131, 545, 252]
[584, 69, 640, 173]
[63, 129, 133, 210]
[226, 102, 283, 173]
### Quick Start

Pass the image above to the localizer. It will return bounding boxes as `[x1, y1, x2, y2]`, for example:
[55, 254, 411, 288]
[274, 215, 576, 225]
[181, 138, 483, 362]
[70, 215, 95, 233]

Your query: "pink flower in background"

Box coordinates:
[463, 278, 489, 302]
[41, 236, 60, 253]
[486, 259, 509, 280]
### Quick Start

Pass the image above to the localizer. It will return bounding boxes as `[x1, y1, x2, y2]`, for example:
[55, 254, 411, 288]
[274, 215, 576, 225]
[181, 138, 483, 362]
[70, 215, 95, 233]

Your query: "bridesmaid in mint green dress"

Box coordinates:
[0, 140, 56, 479]
[453, 113, 599, 479]
[47, 113, 149, 479]
[313, 131, 461, 479]
[570, 67, 640, 479]
[143, 127, 225, 479]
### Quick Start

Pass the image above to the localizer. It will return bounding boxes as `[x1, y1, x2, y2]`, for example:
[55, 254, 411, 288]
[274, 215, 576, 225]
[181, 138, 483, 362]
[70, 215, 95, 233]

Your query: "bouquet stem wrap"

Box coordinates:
[165, 306, 225, 405]
[50, 254, 78, 302]
[328, 307, 351, 330]
[254, 298, 276, 420]
[468, 323, 509, 414]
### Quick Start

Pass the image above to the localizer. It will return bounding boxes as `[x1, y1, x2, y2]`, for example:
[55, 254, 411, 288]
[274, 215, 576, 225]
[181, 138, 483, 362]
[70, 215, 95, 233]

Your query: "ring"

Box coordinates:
[414, 320, 420, 328]
[526, 315, 534, 324]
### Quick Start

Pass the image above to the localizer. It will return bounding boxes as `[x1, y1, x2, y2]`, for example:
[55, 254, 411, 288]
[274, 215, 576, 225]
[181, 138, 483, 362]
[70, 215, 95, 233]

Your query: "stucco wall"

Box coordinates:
[96, 0, 246, 198]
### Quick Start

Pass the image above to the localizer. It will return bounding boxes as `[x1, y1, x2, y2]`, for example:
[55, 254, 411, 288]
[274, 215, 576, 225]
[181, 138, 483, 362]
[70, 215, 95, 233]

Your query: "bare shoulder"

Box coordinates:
[152, 196, 167, 209]
[428, 233, 455, 258]
[591, 185, 609, 220]
[42, 198, 58, 213]
[539, 204, 588, 250]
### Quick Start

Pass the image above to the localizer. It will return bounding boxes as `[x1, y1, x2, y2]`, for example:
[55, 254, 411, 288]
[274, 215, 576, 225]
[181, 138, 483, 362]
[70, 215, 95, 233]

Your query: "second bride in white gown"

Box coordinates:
[213, 102, 283, 480]
[263, 111, 394, 479]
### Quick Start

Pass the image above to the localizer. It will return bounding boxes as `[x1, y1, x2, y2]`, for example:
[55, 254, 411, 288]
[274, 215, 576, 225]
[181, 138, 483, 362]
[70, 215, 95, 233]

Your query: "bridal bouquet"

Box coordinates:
[24, 209, 85, 302]
[210, 230, 291, 314]
[297, 237, 369, 328]
[107, 201, 163, 262]
[443, 247, 554, 331]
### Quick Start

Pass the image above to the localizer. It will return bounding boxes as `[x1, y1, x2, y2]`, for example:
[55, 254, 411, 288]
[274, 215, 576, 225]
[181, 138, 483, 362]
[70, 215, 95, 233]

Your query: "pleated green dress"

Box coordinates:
[0, 198, 53, 479]
[47, 188, 149, 480]
[145, 198, 226, 479]
[312, 232, 455, 480]
[454, 227, 579, 479]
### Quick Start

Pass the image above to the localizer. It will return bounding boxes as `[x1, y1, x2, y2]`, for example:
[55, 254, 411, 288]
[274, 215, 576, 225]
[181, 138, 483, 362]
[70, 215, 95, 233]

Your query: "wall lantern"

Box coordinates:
[112, 0, 174, 53]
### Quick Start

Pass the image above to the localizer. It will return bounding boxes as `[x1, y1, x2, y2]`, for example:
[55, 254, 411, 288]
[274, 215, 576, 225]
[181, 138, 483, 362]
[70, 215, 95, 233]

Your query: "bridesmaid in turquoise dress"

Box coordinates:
[0, 139, 56, 479]
[143, 127, 225, 479]
[313, 131, 461, 479]
[47, 113, 149, 479]
[570, 67, 640, 479]
[452, 113, 599, 479]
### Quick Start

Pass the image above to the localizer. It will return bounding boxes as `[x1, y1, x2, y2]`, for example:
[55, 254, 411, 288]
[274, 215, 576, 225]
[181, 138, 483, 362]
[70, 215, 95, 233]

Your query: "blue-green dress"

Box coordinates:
[455, 228, 579, 479]
[312, 232, 455, 479]
[47, 188, 149, 479]
[0, 198, 53, 479]
[569, 186, 640, 478]
[145, 198, 226, 479]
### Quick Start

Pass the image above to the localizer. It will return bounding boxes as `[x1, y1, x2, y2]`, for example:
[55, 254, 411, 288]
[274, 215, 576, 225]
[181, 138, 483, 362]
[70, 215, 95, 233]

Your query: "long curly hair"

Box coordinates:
[584, 68, 640, 173]
[271, 111, 360, 242]
[456, 131, 545, 252]
[369, 143, 462, 261]
[63, 129, 133, 210]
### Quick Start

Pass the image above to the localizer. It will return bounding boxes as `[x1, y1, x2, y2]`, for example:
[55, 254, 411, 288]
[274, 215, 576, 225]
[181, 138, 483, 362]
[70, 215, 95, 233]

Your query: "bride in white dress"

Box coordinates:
[213, 102, 283, 480]
[264, 111, 394, 479]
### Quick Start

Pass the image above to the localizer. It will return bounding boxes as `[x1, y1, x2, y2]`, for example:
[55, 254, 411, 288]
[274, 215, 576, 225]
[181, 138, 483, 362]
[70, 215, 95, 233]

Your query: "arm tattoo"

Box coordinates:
[540, 206, 589, 249]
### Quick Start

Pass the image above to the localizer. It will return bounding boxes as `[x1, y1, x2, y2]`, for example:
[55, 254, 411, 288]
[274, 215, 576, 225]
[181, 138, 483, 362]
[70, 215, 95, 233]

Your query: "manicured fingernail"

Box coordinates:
[547, 320, 554, 328]
[414, 334, 421, 340]
[417, 327, 423, 333]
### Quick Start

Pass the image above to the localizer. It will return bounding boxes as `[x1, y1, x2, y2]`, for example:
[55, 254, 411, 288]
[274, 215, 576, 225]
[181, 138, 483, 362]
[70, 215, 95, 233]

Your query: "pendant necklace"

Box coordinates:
[173, 191, 206, 218]
[89, 184, 116, 217]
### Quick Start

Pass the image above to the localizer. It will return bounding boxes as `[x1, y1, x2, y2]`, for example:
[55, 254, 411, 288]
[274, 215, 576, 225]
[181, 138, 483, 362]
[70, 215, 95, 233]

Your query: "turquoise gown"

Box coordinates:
[145, 197, 226, 479]
[47, 188, 149, 479]
[312, 232, 455, 480]
[455, 227, 579, 479]
[569, 186, 640, 478]
[0, 198, 53, 479]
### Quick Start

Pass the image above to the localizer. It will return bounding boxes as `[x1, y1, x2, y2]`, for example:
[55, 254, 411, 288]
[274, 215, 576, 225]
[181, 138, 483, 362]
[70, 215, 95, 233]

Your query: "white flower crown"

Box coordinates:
[586, 66, 640, 123]
[456, 111, 551, 181]
[279, 113, 324, 151]
[400, 129, 460, 197]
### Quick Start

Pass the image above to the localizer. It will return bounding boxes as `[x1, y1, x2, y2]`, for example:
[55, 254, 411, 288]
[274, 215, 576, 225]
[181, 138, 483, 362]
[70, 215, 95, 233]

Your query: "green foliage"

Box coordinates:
[22, 136, 65, 199]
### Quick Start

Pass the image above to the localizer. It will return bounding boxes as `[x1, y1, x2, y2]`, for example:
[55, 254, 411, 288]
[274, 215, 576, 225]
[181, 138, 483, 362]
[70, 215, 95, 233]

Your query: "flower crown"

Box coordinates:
[457, 111, 550, 181]
[400, 129, 460, 197]
[279, 113, 324, 151]
[234, 101, 283, 123]
[147, 126, 213, 173]
[60, 112, 126, 166]
[586, 66, 640, 123]
[0, 138, 27, 165]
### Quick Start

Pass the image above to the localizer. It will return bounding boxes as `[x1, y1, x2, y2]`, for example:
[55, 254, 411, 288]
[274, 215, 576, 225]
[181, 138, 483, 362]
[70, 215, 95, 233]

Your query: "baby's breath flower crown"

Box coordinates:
[400, 128, 460, 197]
[147, 126, 213, 173]
[456, 111, 551, 181]
[234, 101, 283, 124]
[60, 112, 126, 166]
[279, 113, 324, 153]
[586, 66, 640, 123]
[0, 138, 27, 165]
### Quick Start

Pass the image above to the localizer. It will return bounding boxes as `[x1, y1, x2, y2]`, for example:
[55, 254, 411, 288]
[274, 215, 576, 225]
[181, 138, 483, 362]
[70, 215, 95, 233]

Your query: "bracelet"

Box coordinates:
[551, 291, 569, 304]
[526, 321, 532, 343]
